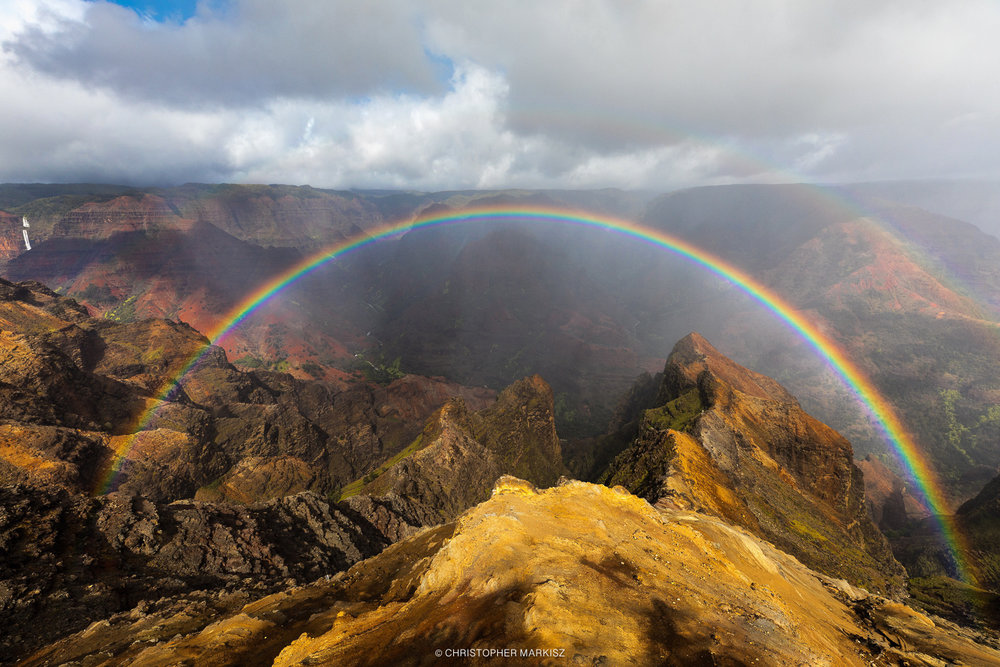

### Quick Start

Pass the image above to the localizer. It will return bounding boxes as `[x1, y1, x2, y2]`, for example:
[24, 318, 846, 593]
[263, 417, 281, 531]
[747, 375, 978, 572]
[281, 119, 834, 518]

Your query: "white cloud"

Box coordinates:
[5, 0, 442, 106]
[0, 0, 84, 43]
[225, 64, 549, 189]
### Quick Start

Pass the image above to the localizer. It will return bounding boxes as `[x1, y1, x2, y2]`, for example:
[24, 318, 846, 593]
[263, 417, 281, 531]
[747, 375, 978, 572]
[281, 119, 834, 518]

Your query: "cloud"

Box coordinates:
[5, 0, 443, 107]
[221, 64, 561, 190]
[425, 1, 1000, 147]
[0, 66, 234, 184]
[1, 0, 999, 189]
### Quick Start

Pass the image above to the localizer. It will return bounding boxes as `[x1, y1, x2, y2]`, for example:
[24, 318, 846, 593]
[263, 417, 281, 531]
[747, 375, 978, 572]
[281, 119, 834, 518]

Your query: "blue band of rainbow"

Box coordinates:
[96, 205, 973, 583]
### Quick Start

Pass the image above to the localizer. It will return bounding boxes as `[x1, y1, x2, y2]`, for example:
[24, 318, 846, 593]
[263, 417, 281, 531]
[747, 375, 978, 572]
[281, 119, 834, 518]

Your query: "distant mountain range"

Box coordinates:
[3, 181, 997, 504]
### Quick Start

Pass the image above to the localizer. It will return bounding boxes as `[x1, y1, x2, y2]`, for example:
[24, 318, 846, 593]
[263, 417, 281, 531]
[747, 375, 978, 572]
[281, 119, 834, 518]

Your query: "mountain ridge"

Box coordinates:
[603, 332, 906, 596]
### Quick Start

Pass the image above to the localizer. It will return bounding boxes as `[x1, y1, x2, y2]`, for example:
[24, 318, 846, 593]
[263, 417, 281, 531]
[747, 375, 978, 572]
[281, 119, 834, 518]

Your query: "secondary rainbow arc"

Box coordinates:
[96, 205, 974, 583]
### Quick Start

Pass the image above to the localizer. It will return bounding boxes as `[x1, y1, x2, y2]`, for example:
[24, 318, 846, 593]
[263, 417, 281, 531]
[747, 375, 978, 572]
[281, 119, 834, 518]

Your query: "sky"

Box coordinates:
[1, 0, 999, 190]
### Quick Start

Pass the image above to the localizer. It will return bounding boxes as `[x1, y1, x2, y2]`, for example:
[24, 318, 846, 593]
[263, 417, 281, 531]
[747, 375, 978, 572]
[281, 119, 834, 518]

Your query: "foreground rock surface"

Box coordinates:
[21, 479, 1000, 666]
[0, 483, 429, 660]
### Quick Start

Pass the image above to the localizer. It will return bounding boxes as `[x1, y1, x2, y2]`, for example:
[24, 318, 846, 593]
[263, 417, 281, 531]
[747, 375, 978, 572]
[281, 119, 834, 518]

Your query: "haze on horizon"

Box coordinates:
[1, 0, 999, 191]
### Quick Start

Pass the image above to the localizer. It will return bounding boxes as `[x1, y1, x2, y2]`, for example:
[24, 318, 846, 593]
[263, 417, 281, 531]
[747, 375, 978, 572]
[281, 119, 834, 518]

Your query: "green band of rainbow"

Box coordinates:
[96, 205, 973, 582]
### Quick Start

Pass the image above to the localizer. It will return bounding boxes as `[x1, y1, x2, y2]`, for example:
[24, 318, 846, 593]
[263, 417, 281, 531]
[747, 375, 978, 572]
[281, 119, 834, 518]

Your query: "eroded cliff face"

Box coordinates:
[8, 188, 384, 249]
[0, 278, 498, 503]
[857, 453, 931, 530]
[0, 482, 430, 659]
[347, 374, 565, 524]
[900, 472, 1000, 601]
[49, 194, 192, 239]
[604, 332, 906, 596]
[0, 211, 23, 263]
[169, 186, 384, 248]
[0, 278, 562, 661]
[21, 479, 1000, 667]
[954, 475, 1000, 603]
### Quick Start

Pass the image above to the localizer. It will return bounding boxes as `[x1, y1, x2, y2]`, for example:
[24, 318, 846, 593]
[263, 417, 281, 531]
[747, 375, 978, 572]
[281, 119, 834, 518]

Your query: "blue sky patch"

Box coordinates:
[96, 0, 201, 23]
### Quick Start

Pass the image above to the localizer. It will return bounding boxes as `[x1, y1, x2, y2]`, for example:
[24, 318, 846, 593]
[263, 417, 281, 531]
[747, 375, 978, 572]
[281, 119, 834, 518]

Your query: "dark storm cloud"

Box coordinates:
[423, 0, 1000, 153]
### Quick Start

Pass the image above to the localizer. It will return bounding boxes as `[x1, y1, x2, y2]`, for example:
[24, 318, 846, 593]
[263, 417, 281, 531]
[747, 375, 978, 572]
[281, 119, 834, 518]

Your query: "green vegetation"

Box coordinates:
[0, 183, 137, 208]
[232, 355, 315, 375]
[194, 474, 229, 502]
[203, 475, 224, 491]
[105, 295, 138, 322]
[300, 361, 324, 377]
[553, 392, 612, 440]
[597, 389, 703, 500]
[908, 576, 1000, 630]
[141, 345, 165, 364]
[337, 464, 386, 501]
[233, 355, 265, 369]
[355, 352, 405, 385]
[788, 518, 829, 544]
[644, 389, 702, 433]
[941, 389, 974, 464]
[599, 429, 677, 502]
[939, 389, 1000, 467]
[338, 432, 429, 501]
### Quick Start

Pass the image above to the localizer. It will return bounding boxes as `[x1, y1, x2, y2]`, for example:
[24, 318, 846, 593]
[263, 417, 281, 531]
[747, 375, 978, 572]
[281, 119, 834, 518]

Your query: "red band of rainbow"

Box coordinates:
[96, 205, 973, 582]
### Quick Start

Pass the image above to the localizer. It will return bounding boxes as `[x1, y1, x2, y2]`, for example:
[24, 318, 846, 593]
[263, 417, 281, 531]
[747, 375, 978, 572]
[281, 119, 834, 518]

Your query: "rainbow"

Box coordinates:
[96, 204, 973, 582]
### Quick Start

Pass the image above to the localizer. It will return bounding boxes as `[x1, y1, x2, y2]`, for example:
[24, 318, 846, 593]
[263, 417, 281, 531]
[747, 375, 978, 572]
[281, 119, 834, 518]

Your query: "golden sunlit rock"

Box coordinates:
[33, 478, 994, 666]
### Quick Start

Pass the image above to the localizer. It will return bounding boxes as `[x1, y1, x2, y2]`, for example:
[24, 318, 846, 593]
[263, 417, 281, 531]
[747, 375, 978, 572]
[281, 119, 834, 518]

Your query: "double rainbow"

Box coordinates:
[96, 205, 973, 582]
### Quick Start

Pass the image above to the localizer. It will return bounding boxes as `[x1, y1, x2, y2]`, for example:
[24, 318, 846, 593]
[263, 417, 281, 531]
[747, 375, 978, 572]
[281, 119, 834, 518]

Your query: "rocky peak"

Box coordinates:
[469, 374, 562, 486]
[349, 374, 564, 524]
[0, 277, 91, 324]
[662, 333, 855, 510]
[658, 331, 795, 405]
[604, 333, 906, 595]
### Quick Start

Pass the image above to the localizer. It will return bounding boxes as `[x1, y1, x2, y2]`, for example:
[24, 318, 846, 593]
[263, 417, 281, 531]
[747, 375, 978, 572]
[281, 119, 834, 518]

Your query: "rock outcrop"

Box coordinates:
[0, 482, 426, 660]
[346, 374, 565, 524]
[959, 473, 1000, 591]
[603, 333, 906, 596]
[0, 278, 496, 504]
[0, 278, 565, 661]
[0, 211, 22, 262]
[857, 453, 931, 530]
[20, 479, 1000, 666]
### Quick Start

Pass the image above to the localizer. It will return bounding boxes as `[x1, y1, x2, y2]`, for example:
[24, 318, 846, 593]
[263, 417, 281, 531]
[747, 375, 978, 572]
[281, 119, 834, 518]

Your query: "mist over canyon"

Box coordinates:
[2, 181, 1000, 664]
